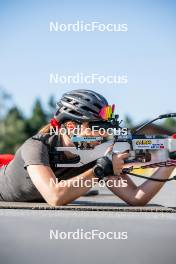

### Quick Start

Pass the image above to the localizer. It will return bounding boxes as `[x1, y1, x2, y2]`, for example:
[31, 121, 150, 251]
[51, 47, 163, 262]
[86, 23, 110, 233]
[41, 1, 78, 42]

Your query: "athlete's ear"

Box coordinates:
[64, 121, 77, 130]
[81, 121, 89, 128]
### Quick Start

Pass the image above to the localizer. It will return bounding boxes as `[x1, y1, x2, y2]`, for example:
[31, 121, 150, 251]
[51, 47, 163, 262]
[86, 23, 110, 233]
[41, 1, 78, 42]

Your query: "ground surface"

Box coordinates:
[0, 177, 176, 264]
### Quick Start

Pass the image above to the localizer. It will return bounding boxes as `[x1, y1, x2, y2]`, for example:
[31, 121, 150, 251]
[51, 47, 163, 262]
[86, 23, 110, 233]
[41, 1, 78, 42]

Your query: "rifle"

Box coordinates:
[52, 113, 176, 182]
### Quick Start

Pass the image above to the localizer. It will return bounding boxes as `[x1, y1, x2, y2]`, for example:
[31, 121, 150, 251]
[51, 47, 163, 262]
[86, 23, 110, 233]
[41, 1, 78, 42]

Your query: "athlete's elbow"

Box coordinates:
[47, 195, 67, 206]
[46, 189, 68, 206]
[127, 196, 149, 206]
[129, 199, 148, 206]
[48, 199, 65, 206]
[128, 190, 150, 206]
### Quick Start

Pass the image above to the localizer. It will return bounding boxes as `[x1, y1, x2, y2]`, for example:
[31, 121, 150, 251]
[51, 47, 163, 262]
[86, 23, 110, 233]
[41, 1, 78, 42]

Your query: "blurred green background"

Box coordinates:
[0, 87, 56, 153]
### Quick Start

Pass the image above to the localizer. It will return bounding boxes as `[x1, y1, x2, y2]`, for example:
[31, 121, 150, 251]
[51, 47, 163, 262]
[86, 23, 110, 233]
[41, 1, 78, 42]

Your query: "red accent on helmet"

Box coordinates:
[0, 154, 14, 168]
[50, 118, 61, 129]
[172, 134, 176, 139]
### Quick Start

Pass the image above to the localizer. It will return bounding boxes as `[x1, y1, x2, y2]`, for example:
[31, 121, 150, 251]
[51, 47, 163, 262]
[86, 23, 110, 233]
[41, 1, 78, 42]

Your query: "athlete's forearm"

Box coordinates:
[107, 167, 175, 206]
[133, 167, 175, 205]
[54, 169, 98, 205]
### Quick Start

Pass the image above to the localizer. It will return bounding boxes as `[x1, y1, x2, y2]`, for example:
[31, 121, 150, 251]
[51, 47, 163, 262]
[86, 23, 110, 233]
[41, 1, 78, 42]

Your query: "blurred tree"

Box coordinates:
[27, 98, 48, 135]
[0, 86, 12, 119]
[0, 107, 27, 153]
[124, 115, 134, 128]
[162, 118, 176, 132]
[0, 97, 48, 153]
[47, 95, 56, 119]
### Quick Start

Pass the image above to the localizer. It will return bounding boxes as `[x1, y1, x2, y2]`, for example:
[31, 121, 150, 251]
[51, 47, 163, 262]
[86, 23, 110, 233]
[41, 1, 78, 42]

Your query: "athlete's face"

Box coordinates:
[65, 121, 108, 147]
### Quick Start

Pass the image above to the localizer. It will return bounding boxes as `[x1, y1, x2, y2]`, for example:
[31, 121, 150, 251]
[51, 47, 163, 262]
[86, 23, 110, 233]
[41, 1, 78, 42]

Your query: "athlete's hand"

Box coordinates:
[112, 152, 129, 176]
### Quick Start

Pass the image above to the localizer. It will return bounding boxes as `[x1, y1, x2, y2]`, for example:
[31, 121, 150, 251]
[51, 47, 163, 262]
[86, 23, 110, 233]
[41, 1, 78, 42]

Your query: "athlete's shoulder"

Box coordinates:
[20, 134, 51, 167]
[21, 134, 49, 153]
[32, 133, 59, 148]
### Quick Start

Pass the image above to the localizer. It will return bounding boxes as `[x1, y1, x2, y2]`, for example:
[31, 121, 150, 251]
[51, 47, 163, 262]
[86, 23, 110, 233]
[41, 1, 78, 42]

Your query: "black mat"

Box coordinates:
[0, 201, 175, 213]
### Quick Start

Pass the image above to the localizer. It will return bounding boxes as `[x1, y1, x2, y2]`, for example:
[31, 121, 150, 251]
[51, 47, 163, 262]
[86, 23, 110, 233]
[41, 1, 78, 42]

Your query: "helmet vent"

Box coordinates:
[69, 110, 82, 116]
[73, 102, 79, 105]
[94, 103, 102, 108]
[81, 106, 91, 111]
[81, 106, 97, 114]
